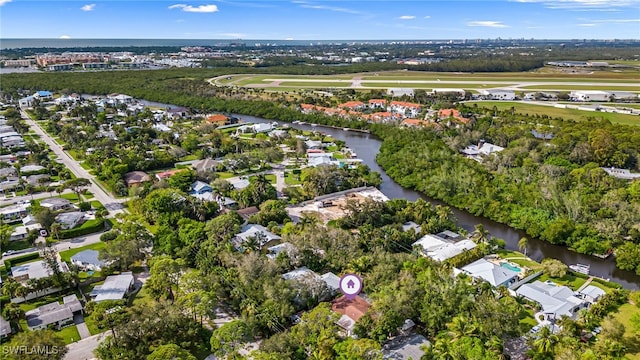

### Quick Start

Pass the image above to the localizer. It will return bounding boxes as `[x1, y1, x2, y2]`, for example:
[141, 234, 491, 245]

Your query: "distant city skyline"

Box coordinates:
[1, 0, 639, 40]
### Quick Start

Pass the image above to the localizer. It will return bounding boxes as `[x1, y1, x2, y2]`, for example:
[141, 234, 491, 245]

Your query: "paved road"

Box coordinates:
[64, 330, 111, 360]
[21, 109, 127, 216]
[2, 230, 106, 261]
[0, 189, 74, 207]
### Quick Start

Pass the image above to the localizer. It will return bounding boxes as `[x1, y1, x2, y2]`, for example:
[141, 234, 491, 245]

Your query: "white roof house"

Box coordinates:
[40, 197, 72, 211]
[577, 285, 606, 303]
[570, 90, 611, 102]
[70, 250, 107, 271]
[233, 224, 281, 251]
[461, 140, 504, 161]
[459, 258, 519, 287]
[9, 223, 42, 241]
[11, 260, 69, 283]
[601, 167, 640, 180]
[516, 280, 586, 320]
[55, 211, 85, 230]
[412, 232, 476, 262]
[266, 242, 297, 261]
[91, 272, 134, 302]
[479, 89, 515, 100]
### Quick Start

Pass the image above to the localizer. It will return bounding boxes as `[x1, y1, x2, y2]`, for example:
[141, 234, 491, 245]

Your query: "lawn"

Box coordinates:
[496, 250, 542, 270]
[216, 172, 234, 179]
[130, 284, 153, 307]
[467, 101, 640, 126]
[58, 324, 81, 344]
[58, 242, 106, 263]
[518, 308, 538, 333]
[538, 273, 587, 291]
[285, 172, 302, 185]
[611, 303, 640, 360]
[90, 200, 105, 210]
[332, 152, 346, 160]
[250, 174, 276, 184]
[59, 192, 82, 203]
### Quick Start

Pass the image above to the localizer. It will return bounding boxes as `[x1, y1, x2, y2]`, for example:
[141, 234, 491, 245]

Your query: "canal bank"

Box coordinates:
[239, 114, 640, 290]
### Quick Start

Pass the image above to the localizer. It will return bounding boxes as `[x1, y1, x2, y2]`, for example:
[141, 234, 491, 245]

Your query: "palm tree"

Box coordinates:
[1, 277, 22, 298]
[446, 315, 478, 341]
[532, 326, 559, 356]
[471, 224, 491, 244]
[518, 237, 528, 256]
[2, 303, 25, 332]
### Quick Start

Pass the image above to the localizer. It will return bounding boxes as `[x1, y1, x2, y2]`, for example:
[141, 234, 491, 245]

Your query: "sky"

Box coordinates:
[0, 0, 639, 40]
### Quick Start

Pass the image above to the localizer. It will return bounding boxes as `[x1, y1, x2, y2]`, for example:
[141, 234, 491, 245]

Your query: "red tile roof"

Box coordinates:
[155, 169, 185, 180]
[331, 295, 371, 322]
[338, 101, 364, 109]
[207, 114, 229, 123]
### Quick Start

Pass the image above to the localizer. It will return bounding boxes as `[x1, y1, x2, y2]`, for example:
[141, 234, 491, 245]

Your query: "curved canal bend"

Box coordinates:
[239, 114, 640, 290]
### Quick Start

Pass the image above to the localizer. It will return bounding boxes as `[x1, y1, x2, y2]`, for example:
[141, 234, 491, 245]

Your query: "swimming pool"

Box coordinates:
[501, 262, 521, 272]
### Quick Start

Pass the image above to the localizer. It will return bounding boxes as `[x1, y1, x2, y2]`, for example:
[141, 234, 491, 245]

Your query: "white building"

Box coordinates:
[570, 90, 611, 102]
[412, 231, 476, 262]
[479, 89, 516, 100]
[91, 272, 134, 302]
[516, 280, 587, 321]
[461, 140, 505, 162]
[458, 258, 519, 288]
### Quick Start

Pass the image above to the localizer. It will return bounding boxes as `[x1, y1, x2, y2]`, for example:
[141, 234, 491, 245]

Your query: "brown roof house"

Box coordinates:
[331, 295, 372, 337]
[124, 171, 151, 187]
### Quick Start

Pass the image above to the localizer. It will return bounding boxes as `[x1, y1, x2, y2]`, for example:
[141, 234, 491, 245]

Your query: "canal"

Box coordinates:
[240, 114, 640, 290]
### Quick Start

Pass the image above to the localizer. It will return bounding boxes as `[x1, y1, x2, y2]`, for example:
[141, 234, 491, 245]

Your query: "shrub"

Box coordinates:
[100, 231, 118, 242]
[4, 252, 40, 271]
[78, 202, 91, 211]
[58, 219, 105, 239]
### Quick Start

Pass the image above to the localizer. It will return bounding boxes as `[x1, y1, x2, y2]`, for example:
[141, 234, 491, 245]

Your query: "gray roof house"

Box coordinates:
[70, 250, 107, 271]
[11, 260, 69, 283]
[383, 334, 430, 360]
[577, 285, 606, 303]
[282, 267, 338, 302]
[55, 211, 85, 230]
[266, 242, 298, 261]
[516, 280, 586, 320]
[40, 197, 72, 211]
[459, 258, 519, 287]
[91, 272, 134, 302]
[0, 316, 12, 339]
[25, 294, 83, 330]
[192, 158, 218, 173]
[233, 224, 281, 251]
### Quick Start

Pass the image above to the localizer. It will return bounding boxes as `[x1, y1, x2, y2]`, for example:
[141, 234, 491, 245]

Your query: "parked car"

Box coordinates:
[2, 250, 16, 257]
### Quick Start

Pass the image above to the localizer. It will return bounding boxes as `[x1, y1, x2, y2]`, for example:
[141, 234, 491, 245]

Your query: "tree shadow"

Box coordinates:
[623, 334, 640, 356]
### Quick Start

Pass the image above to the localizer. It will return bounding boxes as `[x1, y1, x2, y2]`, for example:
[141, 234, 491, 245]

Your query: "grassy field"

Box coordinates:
[284, 171, 302, 185]
[467, 101, 640, 126]
[611, 303, 640, 360]
[275, 81, 352, 87]
[58, 242, 106, 263]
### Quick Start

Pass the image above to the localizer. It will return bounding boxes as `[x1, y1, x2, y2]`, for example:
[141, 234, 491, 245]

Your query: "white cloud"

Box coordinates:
[511, 0, 639, 9]
[578, 23, 597, 26]
[81, 4, 96, 11]
[0, 0, 12, 6]
[593, 18, 640, 22]
[293, 1, 363, 15]
[59, 35, 71, 39]
[467, 21, 510, 28]
[424, 15, 431, 19]
[168, 4, 219, 13]
[399, 15, 416, 20]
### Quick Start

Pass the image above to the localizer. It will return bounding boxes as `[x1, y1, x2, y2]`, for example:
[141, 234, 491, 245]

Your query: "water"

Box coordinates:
[501, 262, 522, 273]
[240, 114, 640, 290]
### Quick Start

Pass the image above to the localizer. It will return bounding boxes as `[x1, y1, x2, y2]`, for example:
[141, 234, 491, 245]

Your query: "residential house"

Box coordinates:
[55, 211, 85, 230]
[26, 174, 51, 186]
[266, 242, 298, 261]
[33, 91, 53, 100]
[0, 167, 17, 178]
[70, 249, 106, 271]
[191, 180, 213, 195]
[227, 177, 250, 190]
[577, 285, 606, 304]
[192, 158, 218, 173]
[401, 221, 422, 234]
[90, 272, 134, 302]
[281, 267, 337, 302]
[207, 114, 230, 126]
[40, 197, 72, 211]
[236, 206, 259, 221]
[429, 88, 466, 98]
[18, 96, 35, 108]
[233, 224, 281, 251]
[461, 140, 505, 162]
[0, 316, 12, 339]
[388, 101, 422, 118]
[155, 169, 184, 181]
[331, 295, 372, 337]
[1, 204, 30, 223]
[458, 258, 519, 287]
[9, 224, 42, 242]
[412, 230, 476, 262]
[20, 164, 46, 174]
[516, 280, 587, 321]
[338, 101, 365, 111]
[123, 171, 151, 187]
[438, 108, 470, 125]
[368, 99, 386, 109]
[11, 260, 69, 283]
[383, 333, 430, 360]
[25, 295, 83, 330]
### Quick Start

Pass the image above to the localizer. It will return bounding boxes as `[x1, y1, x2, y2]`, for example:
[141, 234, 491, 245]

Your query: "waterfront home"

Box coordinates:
[412, 231, 476, 262]
[516, 280, 586, 321]
[458, 258, 519, 287]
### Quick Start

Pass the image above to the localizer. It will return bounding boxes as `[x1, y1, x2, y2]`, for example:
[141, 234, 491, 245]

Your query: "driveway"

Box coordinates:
[73, 313, 91, 340]
[64, 331, 111, 360]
